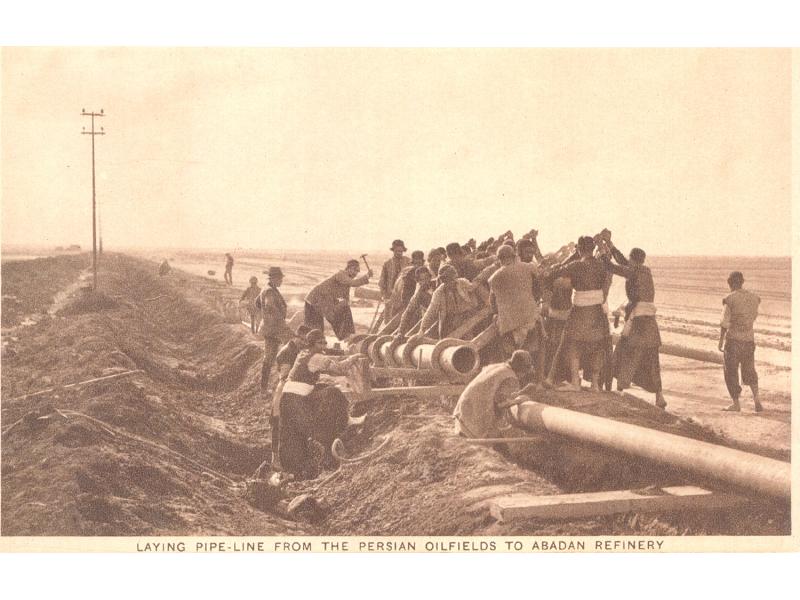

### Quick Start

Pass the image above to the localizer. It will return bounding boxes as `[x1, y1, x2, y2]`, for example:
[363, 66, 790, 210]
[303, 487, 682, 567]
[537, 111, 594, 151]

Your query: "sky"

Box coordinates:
[0, 48, 792, 256]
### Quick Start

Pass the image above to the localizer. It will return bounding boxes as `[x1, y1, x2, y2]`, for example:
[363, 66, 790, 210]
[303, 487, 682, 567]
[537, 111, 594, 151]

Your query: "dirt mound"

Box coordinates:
[1, 254, 88, 327]
[1, 254, 297, 535]
[57, 290, 119, 316]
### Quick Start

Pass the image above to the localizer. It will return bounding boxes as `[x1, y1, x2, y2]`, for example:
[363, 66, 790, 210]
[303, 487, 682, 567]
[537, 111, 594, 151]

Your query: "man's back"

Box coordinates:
[723, 288, 760, 342]
[453, 362, 518, 439]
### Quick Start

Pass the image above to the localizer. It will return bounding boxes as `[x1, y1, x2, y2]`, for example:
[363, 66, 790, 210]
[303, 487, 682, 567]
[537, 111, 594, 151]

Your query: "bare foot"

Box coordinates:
[723, 403, 741, 412]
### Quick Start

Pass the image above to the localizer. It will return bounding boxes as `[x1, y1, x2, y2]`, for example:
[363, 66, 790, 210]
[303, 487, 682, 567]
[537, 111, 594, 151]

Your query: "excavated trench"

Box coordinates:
[1, 253, 790, 536]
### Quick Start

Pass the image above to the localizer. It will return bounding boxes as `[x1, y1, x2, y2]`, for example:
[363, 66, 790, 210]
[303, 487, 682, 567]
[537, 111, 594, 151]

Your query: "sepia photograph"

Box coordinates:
[0, 46, 795, 551]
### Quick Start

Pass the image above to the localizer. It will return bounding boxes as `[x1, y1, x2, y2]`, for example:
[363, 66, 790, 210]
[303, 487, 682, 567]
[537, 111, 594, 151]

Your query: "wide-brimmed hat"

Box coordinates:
[390, 239, 407, 252]
[268, 267, 283, 278]
[411, 250, 425, 262]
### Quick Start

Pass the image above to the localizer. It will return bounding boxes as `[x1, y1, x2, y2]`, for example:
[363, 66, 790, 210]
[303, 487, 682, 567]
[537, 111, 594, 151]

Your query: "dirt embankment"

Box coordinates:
[1, 253, 790, 536]
[1, 255, 89, 327]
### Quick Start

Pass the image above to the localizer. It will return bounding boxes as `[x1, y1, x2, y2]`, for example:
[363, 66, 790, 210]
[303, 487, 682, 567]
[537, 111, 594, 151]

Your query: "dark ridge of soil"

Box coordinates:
[1, 254, 89, 327]
[1, 252, 791, 536]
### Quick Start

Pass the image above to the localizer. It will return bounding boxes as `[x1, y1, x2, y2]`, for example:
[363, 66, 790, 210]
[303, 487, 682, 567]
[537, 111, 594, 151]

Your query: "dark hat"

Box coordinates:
[390, 240, 407, 251]
[249, 276, 258, 284]
[414, 266, 431, 279]
[268, 267, 283, 278]
[411, 250, 425, 262]
[346, 259, 360, 269]
[306, 329, 326, 346]
[296, 324, 312, 338]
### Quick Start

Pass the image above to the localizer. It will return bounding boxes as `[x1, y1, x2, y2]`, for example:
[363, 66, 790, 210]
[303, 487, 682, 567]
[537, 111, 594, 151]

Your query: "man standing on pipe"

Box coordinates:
[719, 271, 762, 412]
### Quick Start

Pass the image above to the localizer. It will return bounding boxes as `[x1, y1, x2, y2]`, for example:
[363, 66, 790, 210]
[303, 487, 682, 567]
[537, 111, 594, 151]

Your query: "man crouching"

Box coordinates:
[278, 329, 365, 479]
[453, 350, 536, 440]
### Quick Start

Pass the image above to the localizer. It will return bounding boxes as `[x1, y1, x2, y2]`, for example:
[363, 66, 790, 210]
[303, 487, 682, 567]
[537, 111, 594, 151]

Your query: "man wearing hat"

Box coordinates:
[304, 259, 372, 340]
[259, 267, 291, 392]
[379, 240, 411, 307]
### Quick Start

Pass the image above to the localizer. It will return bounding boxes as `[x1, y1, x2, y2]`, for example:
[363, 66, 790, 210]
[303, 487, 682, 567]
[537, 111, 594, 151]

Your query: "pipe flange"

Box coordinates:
[386, 336, 406, 367]
[369, 335, 394, 366]
[430, 338, 467, 373]
[357, 334, 378, 356]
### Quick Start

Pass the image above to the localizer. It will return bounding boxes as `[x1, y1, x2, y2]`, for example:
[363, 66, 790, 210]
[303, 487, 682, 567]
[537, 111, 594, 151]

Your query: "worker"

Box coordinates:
[158, 259, 171, 277]
[719, 271, 762, 412]
[388, 250, 425, 319]
[378, 240, 411, 316]
[224, 253, 234, 285]
[453, 350, 537, 440]
[240, 276, 262, 334]
[259, 267, 291, 392]
[416, 264, 482, 339]
[278, 329, 366, 479]
[269, 324, 312, 470]
[488, 245, 545, 380]
[304, 259, 372, 340]
[543, 236, 610, 392]
[603, 241, 666, 409]
[395, 266, 434, 336]
[445, 242, 480, 281]
[426, 248, 445, 287]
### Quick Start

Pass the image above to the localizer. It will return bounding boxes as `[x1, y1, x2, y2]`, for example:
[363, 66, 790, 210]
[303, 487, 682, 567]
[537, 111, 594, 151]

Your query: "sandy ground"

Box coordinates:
[0, 252, 791, 536]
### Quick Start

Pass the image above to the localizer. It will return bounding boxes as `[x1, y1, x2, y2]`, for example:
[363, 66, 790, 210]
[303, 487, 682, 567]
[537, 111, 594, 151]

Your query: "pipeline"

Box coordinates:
[514, 401, 790, 500]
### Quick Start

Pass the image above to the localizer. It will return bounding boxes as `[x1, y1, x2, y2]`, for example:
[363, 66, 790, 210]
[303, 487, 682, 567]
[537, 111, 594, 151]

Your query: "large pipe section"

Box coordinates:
[350, 334, 482, 380]
[514, 401, 790, 500]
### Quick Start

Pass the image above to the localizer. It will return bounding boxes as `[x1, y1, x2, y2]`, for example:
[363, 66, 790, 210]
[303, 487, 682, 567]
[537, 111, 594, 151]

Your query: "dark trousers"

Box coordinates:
[724, 339, 758, 399]
[304, 301, 355, 340]
[278, 387, 349, 478]
[261, 337, 281, 391]
[613, 338, 662, 393]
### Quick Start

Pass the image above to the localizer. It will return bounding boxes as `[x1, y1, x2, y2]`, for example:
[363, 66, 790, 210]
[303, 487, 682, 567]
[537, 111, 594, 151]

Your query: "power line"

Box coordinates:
[81, 108, 105, 290]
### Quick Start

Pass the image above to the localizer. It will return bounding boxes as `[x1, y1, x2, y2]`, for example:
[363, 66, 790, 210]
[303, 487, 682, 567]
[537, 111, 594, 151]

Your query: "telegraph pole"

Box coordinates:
[81, 108, 105, 290]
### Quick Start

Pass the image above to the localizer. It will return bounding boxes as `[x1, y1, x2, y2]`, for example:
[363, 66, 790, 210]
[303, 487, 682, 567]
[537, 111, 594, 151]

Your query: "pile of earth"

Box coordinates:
[1, 253, 790, 536]
[1, 254, 88, 327]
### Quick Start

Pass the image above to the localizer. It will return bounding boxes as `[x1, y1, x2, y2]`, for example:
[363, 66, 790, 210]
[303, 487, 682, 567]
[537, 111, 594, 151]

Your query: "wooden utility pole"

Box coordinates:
[81, 108, 105, 290]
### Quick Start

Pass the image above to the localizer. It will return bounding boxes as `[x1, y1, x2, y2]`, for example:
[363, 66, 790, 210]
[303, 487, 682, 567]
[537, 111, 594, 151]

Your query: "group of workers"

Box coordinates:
[231, 227, 762, 479]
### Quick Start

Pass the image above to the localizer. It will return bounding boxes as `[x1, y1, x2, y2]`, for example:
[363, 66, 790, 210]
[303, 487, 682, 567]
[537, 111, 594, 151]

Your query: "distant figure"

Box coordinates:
[719, 271, 762, 412]
[304, 259, 372, 340]
[240, 276, 261, 334]
[224, 253, 234, 285]
[158, 259, 171, 277]
[259, 267, 291, 392]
